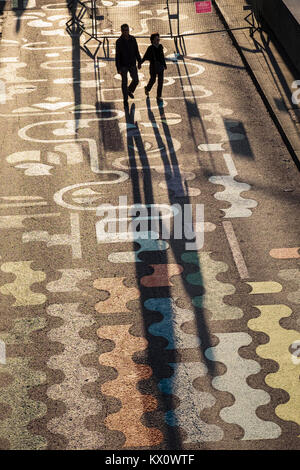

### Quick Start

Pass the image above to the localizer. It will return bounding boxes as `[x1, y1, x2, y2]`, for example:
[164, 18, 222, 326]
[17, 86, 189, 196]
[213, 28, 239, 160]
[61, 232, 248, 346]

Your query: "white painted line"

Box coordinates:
[223, 153, 238, 177]
[0, 80, 6, 105]
[0, 340, 5, 365]
[0, 57, 19, 63]
[198, 143, 225, 152]
[0, 202, 47, 208]
[0, 196, 43, 200]
[223, 221, 249, 279]
[70, 213, 82, 259]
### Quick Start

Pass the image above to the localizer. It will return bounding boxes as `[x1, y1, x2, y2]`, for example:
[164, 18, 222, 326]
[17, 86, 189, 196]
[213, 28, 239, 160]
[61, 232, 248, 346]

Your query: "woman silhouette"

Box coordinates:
[141, 33, 167, 102]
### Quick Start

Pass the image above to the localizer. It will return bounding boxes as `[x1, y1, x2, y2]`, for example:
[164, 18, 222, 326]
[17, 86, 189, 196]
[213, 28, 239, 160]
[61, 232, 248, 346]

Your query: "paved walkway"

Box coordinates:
[0, 0, 299, 451]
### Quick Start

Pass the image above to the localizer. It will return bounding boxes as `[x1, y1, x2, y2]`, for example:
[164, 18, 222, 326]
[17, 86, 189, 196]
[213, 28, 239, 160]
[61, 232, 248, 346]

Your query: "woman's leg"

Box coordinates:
[157, 71, 164, 98]
[146, 66, 157, 92]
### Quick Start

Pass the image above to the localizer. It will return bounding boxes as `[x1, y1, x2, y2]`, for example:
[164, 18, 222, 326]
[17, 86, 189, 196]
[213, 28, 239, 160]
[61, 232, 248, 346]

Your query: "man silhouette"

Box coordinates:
[116, 24, 141, 106]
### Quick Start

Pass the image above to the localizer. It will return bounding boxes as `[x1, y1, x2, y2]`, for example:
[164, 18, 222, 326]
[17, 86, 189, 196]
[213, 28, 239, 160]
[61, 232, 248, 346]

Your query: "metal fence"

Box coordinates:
[66, 0, 260, 57]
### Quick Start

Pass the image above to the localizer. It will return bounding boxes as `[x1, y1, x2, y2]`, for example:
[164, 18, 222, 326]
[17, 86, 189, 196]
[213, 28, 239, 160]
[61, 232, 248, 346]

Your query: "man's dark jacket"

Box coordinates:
[115, 35, 141, 70]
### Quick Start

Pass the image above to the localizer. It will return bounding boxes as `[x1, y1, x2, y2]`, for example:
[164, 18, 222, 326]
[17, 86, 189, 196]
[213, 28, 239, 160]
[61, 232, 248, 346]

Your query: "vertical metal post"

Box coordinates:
[177, 0, 180, 39]
[167, 0, 173, 38]
[92, 0, 95, 37]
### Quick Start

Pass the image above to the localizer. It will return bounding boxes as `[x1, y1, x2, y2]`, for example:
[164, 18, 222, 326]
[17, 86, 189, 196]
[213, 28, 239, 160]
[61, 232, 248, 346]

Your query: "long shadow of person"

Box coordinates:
[13, 0, 29, 33]
[0, 0, 6, 17]
[66, 0, 82, 132]
[145, 98, 216, 379]
[124, 102, 183, 449]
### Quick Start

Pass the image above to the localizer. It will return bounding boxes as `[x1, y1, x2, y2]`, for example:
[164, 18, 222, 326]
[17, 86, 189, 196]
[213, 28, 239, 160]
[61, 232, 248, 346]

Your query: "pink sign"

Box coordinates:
[195, 1, 212, 13]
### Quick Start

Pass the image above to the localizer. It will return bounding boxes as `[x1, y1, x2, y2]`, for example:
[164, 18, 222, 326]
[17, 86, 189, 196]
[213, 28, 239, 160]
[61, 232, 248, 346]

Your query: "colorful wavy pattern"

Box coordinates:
[0, 261, 46, 306]
[46, 304, 104, 449]
[108, 237, 169, 263]
[159, 362, 224, 442]
[141, 264, 183, 287]
[270, 248, 300, 259]
[46, 269, 91, 292]
[144, 297, 200, 350]
[94, 277, 140, 314]
[248, 305, 300, 426]
[278, 270, 300, 304]
[182, 251, 243, 320]
[205, 332, 281, 440]
[0, 316, 47, 449]
[246, 281, 282, 294]
[98, 324, 163, 447]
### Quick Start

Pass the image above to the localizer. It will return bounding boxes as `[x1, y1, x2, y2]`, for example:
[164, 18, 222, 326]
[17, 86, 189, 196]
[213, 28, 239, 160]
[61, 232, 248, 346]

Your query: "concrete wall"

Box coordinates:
[254, 0, 300, 73]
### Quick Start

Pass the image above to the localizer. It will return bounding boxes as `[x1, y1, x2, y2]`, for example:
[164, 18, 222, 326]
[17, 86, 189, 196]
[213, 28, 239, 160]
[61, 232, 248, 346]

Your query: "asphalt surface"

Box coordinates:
[0, 0, 299, 450]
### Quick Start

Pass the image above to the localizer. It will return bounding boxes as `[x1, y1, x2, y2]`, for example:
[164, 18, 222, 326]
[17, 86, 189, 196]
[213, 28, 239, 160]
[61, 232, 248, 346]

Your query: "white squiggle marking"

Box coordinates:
[182, 84, 212, 97]
[205, 333, 282, 440]
[7, 151, 40, 164]
[48, 15, 68, 21]
[42, 30, 66, 37]
[0, 340, 6, 365]
[22, 213, 82, 259]
[0, 62, 46, 84]
[209, 153, 257, 218]
[0, 80, 6, 104]
[41, 60, 105, 71]
[27, 20, 53, 27]
[1, 40, 20, 45]
[47, 303, 104, 449]
[166, 60, 205, 79]
[198, 143, 225, 152]
[197, 103, 245, 150]
[53, 178, 129, 211]
[46, 269, 91, 292]
[54, 78, 104, 87]
[33, 101, 73, 111]
[15, 163, 53, 176]
[210, 175, 257, 218]
[41, 2, 67, 10]
[22, 42, 71, 52]
[18, 115, 124, 174]
[54, 143, 83, 164]
[0, 57, 19, 63]
[117, 1, 139, 5]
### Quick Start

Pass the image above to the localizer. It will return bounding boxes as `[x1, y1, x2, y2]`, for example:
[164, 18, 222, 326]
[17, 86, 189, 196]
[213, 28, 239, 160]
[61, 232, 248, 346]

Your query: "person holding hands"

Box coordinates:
[141, 32, 167, 102]
[115, 24, 142, 106]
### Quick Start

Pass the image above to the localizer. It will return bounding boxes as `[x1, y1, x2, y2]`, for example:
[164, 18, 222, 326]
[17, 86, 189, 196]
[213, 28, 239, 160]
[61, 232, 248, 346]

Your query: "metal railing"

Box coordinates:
[66, 0, 260, 58]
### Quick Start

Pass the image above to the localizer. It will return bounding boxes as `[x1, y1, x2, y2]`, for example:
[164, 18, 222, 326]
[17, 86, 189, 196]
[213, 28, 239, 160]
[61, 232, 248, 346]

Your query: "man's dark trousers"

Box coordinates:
[120, 65, 139, 101]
